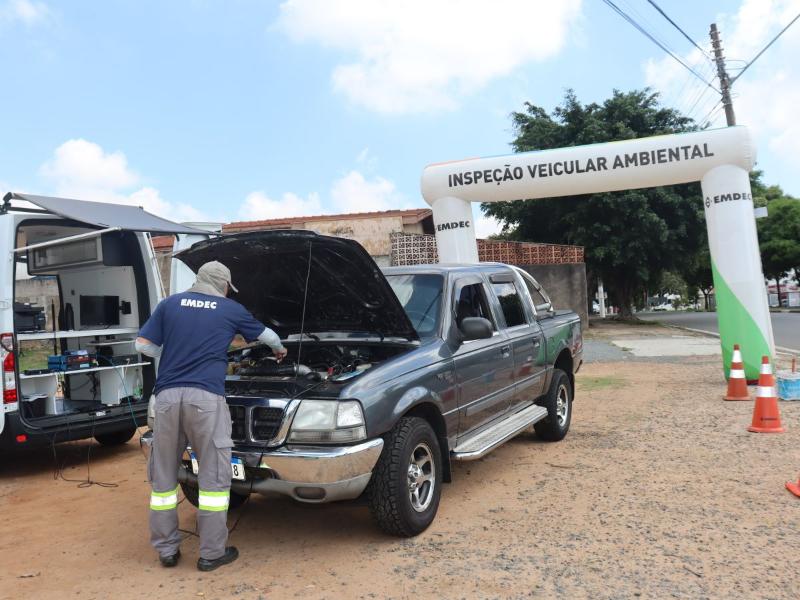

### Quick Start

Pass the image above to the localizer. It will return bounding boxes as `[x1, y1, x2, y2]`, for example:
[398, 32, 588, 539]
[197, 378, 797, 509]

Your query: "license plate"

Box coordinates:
[189, 452, 246, 481]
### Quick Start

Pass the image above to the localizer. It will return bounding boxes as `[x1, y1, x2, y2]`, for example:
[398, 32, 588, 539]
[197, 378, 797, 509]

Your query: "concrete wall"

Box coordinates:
[15, 277, 59, 330]
[518, 263, 588, 330]
[310, 216, 404, 257]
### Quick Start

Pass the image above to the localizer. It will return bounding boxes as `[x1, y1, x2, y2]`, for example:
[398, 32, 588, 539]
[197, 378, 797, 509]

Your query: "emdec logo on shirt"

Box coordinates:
[180, 298, 218, 309]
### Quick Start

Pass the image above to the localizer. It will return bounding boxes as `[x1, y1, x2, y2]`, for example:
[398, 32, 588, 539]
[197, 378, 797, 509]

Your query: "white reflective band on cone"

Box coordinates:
[732, 350, 742, 362]
[757, 386, 776, 398]
[729, 369, 745, 378]
[760, 363, 772, 375]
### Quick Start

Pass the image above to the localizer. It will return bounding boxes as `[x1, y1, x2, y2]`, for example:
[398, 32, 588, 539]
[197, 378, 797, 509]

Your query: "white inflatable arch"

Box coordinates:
[421, 126, 774, 379]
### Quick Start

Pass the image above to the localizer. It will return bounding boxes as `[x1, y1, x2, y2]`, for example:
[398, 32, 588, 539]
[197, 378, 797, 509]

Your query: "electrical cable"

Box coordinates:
[228, 240, 315, 537]
[731, 11, 800, 84]
[601, 0, 718, 92]
[645, 0, 712, 58]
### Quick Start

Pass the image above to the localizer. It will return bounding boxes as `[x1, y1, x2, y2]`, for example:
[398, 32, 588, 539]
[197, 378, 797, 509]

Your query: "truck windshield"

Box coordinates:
[385, 274, 444, 338]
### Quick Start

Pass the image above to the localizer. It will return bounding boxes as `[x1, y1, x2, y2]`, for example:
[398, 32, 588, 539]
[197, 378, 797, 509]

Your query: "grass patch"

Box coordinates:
[579, 376, 626, 391]
[17, 340, 54, 372]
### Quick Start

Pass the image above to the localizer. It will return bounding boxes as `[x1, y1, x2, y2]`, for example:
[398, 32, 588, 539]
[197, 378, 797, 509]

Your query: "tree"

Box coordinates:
[757, 196, 800, 301]
[484, 89, 706, 316]
[683, 246, 714, 310]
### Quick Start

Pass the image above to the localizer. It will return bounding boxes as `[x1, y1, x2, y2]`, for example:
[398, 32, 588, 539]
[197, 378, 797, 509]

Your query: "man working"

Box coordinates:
[136, 261, 287, 572]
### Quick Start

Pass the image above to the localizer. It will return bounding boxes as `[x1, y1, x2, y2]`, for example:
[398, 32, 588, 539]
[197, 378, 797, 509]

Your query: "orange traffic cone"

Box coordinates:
[747, 356, 785, 433]
[724, 344, 751, 401]
[787, 474, 800, 498]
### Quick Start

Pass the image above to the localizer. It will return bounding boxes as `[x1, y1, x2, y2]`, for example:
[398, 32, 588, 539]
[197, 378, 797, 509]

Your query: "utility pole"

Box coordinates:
[709, 23, 736, 126]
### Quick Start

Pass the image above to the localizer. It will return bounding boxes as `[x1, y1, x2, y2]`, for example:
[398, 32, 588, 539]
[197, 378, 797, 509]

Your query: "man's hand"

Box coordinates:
[273, 346, 288, 363]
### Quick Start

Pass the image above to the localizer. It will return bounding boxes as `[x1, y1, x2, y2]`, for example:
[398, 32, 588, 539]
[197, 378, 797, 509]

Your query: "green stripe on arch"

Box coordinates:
[711, 259, 772, 380]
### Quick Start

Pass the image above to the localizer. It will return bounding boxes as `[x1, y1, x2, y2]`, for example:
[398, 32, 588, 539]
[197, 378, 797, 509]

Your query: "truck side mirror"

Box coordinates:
[460, 317, 493, 341]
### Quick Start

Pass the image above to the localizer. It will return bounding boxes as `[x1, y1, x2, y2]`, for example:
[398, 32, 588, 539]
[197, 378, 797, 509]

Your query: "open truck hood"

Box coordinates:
[176, 230, 419, 342]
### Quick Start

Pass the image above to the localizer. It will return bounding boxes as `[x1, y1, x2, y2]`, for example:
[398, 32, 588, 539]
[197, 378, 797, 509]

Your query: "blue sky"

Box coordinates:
[1, 0, 798, 236]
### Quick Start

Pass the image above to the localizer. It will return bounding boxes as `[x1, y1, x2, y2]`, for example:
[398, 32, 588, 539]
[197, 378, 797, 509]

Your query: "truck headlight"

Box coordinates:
[288, 399, 366, 444]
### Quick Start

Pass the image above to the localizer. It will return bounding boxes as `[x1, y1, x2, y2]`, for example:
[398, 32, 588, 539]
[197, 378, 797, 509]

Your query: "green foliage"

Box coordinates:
[485, 89, 705, 316]
[757, 196, 800, 283]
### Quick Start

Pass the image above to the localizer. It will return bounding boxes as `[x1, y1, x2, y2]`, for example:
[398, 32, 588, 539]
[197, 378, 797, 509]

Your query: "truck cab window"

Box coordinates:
[491, 282, 527, 328]
[521, 276, 552, 314]
[454, 283, 495, 329]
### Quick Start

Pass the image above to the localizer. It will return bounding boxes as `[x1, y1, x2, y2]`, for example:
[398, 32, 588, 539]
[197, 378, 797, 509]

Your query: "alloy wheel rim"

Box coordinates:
[556, 384, 570, 427]
[407, 442, 435, 512]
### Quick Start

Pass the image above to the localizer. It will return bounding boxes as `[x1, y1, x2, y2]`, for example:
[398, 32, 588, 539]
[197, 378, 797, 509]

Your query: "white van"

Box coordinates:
[0, 192, 209, 452]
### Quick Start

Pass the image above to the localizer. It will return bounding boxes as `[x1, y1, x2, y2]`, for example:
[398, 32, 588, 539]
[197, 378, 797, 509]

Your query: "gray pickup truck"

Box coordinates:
[142, 230, 582, 536]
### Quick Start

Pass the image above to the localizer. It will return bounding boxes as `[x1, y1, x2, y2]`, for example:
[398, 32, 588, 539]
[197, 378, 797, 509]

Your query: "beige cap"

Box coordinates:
[196, 261, 238, 295]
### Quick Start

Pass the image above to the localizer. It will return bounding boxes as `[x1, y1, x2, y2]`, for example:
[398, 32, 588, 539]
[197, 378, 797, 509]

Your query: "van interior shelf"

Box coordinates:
[83, 339, 136, 346]
[16, 327, 138, 341]
[19, 362, 150, 380]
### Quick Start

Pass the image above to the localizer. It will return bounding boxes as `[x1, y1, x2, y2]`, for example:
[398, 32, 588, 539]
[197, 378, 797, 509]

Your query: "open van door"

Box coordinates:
[0, 192, 214, 450]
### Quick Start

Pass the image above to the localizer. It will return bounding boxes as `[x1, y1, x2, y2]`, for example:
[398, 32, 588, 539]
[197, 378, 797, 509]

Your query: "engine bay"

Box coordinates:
[227, 341, 406, 386]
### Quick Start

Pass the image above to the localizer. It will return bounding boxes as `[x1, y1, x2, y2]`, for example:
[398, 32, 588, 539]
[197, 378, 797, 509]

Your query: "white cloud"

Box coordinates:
[473, 206, 504, 239]
[0, 0, 51, 26]
[39, 139, 208, 223]
[330, 170, 408, 213]
[238, 190, 324, 220]
[40, 139, 139, 191]
[275, 0, 582, 114]
[239, 164, 416, 220]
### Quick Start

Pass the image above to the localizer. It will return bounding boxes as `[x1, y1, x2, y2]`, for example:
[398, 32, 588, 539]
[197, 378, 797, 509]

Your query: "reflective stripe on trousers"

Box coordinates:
[150, 486, 179, 511]
[198, 490, 230, 512]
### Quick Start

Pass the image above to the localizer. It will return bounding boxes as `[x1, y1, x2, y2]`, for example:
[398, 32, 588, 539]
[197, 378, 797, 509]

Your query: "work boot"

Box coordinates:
[197, 546, 239, 572]
[159, 549, 181, 568]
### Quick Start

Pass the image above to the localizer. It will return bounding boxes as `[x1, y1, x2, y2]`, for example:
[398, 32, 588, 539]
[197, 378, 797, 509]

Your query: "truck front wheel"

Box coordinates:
[368, 417, 441, 537]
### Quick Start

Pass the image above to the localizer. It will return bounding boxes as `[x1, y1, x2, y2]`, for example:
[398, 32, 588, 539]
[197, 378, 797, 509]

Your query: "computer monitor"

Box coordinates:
[79, 295, 120, 328]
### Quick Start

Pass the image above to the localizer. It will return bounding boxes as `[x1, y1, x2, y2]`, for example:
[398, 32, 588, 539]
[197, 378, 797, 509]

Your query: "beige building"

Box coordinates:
[222, 208, 434, 266]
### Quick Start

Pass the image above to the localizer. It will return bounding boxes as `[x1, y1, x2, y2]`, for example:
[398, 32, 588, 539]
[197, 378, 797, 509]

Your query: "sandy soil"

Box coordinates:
[1, 322, 798, 599]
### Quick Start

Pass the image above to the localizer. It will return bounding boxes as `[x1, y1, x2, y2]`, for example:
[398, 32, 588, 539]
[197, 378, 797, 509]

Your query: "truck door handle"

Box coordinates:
[533, 337, 541, 348]
[500, 345, 511, 357]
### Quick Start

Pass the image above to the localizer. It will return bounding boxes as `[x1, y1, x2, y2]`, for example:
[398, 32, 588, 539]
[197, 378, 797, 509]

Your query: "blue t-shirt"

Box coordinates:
[139, 292, 266, 396]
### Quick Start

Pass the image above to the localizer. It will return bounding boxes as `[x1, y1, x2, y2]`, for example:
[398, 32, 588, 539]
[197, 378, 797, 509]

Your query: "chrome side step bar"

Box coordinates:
[452, 404, 548, 461]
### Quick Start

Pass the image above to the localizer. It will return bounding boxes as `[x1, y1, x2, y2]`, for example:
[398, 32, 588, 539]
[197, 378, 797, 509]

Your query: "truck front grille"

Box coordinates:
[251, 407, 285, 442]
[226, 400, 287, 444]
[229, 405, 247, 443]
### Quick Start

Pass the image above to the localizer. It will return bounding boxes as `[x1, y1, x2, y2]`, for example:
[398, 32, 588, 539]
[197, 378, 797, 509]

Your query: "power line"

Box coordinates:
[698, 101, 724, 127]
[645, 0, 712, 59]
[731, 11, 800, 84]
[601, 0, 719, 92]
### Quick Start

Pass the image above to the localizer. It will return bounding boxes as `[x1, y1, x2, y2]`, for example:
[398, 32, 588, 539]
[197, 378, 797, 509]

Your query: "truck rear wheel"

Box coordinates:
[179, 481, 249, 510]
[368, 417, 441, 537]
[94, 426, 137, 446]
[534, 368, 572, 441]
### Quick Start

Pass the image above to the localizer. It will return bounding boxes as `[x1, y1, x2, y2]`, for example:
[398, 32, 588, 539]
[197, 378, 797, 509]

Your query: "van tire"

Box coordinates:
[94, 427, 137, 446]
[368, 417, 441, 537]
[179, 482, 249, 510]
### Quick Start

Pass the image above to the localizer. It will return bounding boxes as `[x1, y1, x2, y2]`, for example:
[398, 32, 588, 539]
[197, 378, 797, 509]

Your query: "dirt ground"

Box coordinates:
[1, 322, 798, 599]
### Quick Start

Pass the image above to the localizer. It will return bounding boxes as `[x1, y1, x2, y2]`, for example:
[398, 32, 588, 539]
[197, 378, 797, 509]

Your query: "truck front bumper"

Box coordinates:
[140, 430, 383, 503]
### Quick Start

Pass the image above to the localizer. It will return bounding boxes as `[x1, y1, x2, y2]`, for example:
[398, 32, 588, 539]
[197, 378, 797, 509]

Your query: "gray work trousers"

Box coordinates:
[148, 387, 233, 561]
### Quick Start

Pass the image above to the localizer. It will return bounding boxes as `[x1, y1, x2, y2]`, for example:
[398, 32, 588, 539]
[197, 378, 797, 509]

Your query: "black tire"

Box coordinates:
[534, 368, 572, 442]
[94, 426, 137, 446]
[179, 481, 249, 510]
[368, 417, 442, 537]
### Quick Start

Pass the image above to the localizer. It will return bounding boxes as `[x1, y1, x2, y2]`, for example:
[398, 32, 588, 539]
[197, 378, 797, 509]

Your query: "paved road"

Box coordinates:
[637, 310, 800, 352]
